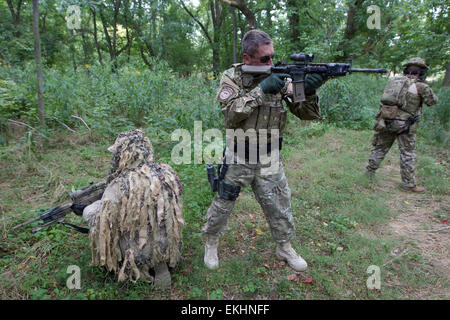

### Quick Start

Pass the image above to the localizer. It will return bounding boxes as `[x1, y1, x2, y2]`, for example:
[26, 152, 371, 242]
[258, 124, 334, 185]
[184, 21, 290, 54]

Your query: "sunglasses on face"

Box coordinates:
[405, 69, 424, 76]
[251, 54, 275, 63]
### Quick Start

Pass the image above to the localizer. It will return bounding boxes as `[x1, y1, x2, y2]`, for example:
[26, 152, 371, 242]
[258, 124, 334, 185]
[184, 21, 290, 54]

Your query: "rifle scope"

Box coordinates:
[290, 52, 314, 63]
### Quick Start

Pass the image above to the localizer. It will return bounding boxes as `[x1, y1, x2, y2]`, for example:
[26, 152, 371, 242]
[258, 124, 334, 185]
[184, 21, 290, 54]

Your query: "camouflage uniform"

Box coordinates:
[367, 63, 438, 188]
[202, 63, 320, 243]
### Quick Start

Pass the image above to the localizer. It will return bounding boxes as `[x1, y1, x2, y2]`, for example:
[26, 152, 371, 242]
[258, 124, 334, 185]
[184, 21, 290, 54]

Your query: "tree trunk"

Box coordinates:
[91, 9, 103, 65]
[340, 0, 365, 59]
[32, 0, 45, 126]
[443, 62, 450, 87]
[287, 0, 299, 44]
[211, 0, 224, 77]
[231, 7, 237, 63]
[99, 1, 123, 70]
[6, 0, 22, 26]
[69, 30, 78, 72]
[265, 4, 272, 29]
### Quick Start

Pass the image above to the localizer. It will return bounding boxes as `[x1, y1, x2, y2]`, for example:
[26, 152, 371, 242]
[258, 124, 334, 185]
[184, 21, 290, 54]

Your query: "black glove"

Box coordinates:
[71, 203, 86, 216]
[258, 73, 291, 94]
[304, 73, 325, 95]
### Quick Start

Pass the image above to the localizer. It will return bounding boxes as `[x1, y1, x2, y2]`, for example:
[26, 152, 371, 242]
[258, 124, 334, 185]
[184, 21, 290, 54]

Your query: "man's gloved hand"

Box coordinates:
[304, 73, 325, 95]
[258, 73, 291, 94]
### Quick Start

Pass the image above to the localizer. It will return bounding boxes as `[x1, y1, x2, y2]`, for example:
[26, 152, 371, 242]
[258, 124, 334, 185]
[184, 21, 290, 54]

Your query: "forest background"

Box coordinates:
[0, 0, 448, 300]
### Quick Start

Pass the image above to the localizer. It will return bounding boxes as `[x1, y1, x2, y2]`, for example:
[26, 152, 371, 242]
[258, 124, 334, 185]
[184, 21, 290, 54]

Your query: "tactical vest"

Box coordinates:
[380, 75, 423, 121]
[223, 63, 287, 139]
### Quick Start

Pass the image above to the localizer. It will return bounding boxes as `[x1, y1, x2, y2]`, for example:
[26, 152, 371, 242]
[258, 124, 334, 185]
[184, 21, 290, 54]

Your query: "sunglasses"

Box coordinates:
[251, 54, 274, 63]
[405, 69, 424, 76]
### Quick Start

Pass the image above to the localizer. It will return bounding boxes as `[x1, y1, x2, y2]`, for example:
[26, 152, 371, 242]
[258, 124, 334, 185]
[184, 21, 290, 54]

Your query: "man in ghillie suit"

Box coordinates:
[366, 57, 438, 192]
[83, 129, 184, 286]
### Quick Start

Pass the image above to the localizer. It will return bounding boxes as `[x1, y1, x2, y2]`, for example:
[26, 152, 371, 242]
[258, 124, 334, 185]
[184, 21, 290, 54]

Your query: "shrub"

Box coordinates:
[0, 60, 222, 143]
[420, 86, 449, 146]
[318, 74, 386, 130]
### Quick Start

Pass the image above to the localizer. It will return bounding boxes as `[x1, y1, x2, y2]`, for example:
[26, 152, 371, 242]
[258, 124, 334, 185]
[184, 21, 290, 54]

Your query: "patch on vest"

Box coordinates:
[218, 86, 234, 101]
[408, 83, 418, 95]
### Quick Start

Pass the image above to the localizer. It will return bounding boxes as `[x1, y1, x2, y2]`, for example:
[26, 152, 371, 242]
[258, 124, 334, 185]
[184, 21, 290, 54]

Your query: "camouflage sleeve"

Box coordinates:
[418, 83, 438, 106]
[216, 73, 264, 127]
[282, 78, 320, 120]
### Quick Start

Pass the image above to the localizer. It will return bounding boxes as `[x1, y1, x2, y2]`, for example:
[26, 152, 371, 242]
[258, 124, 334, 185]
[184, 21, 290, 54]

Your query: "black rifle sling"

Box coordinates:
[60, 222, 90, 234]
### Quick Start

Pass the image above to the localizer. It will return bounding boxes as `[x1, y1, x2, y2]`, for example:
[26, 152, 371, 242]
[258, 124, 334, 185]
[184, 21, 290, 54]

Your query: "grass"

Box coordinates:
[0, 121, 448, 300]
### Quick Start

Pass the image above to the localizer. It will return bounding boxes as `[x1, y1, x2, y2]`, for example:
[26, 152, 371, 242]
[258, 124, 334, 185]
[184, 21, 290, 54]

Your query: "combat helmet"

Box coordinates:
[403, 57, 429, 70]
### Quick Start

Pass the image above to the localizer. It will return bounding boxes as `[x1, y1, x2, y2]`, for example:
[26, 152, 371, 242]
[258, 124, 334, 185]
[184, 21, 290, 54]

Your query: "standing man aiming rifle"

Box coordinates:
[202, 29, 326, 272]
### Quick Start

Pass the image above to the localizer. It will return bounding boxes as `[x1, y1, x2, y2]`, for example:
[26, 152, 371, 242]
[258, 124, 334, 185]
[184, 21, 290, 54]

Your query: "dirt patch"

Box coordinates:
[363, 151, 449, 298]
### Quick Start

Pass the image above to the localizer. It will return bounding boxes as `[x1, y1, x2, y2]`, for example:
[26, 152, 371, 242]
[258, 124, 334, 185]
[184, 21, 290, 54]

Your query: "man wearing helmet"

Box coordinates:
[366, 57, 438, 192]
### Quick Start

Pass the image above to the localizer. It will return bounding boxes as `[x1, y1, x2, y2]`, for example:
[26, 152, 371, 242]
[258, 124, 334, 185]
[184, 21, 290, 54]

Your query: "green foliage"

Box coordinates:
[0, 60, 222, 142]
[318, 74, 386, 130]
[420, 86, 450, 146]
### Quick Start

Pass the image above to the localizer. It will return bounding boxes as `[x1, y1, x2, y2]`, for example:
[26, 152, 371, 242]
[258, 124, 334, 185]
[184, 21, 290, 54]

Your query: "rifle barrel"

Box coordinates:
[12, 216, 41, 230]
[350, 68, 388, 73]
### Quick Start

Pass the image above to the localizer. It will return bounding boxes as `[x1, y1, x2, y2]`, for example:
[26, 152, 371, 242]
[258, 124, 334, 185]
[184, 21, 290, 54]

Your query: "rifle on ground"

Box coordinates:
[241, 52, 388, 103]
[12, 180, 107, 233]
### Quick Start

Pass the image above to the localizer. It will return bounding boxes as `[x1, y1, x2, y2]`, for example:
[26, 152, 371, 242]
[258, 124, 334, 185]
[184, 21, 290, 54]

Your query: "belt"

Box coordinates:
[232, 137, 283, 161]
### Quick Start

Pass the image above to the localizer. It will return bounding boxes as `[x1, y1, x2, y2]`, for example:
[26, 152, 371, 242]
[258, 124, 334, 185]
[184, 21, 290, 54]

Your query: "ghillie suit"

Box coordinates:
[84, 129, 184, 285]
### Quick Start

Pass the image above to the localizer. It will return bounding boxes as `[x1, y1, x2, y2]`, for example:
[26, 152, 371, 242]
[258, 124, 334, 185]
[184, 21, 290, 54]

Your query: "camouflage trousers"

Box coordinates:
[202, 152, 295, 243]
[366, 121, 417, 188]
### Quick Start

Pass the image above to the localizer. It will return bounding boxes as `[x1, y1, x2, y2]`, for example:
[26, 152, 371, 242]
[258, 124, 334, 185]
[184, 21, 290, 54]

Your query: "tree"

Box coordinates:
[32, 0, 45, 126]
[220, 0, 257, 29]
[6, 0, 23, 26]
[444, 62, 450, 87]
[179, 0, 224, 76]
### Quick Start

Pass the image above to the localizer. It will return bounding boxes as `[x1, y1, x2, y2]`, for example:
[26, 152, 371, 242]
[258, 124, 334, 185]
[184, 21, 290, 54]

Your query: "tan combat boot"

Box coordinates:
[401, 185, 426, 193]
[204, 235, 219, 270]
[275, 242, 307, 272]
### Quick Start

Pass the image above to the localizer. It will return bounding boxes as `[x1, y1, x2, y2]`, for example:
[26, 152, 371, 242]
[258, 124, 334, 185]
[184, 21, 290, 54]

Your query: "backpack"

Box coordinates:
[379, 76, 414, 119]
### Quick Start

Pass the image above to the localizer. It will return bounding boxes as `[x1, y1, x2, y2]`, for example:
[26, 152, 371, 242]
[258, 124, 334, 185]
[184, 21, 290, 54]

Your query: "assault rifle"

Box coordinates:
[12, 180, 107, 233]
[241, 52, 388, 103]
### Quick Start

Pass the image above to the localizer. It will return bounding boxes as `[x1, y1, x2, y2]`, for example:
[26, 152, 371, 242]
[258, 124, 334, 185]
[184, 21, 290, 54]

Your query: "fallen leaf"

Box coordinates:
[256, 228, 262, 235]
[317, 243, 322, 247]
[303, 277, 312, 283]
[323, 222, 328, 227]
[263, 263, 270, 270]
[404, 201, 409, 205]
[53, 281, 57, 288]
[440, 220, 448, 224]
[337, 246, 344, 251]
[287, 274, 298, 282]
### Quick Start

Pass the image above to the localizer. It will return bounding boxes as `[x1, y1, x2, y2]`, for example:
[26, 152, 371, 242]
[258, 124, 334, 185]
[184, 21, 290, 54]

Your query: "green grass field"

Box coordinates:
[0, 121, 448, 300]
